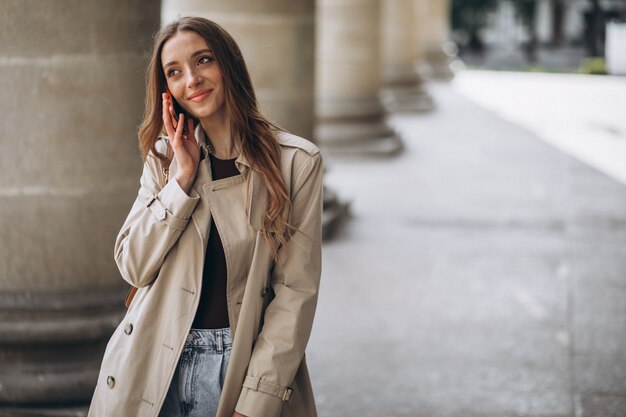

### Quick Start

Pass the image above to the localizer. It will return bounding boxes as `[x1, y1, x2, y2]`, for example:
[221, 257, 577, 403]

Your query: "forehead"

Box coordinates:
[161, 31, 211, 65]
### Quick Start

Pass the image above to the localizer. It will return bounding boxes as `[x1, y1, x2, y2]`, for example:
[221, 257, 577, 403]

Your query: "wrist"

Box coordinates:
[174, 174, 194, 195]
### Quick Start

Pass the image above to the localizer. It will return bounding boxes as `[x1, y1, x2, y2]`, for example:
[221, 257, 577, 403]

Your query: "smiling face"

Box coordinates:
[161, 30, 226, 123]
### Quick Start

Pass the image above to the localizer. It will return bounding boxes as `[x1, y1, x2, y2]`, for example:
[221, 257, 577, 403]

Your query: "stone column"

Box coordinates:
[380, 0, 434, 112]
[161, 1, 349, 235]
[418, 0, 455, 80]
[315, 0, 403, 156]
[0, 1, 160, 413]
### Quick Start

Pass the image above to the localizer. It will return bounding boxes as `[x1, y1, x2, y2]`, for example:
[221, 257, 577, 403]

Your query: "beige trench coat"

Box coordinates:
[88, 124, 323, 417]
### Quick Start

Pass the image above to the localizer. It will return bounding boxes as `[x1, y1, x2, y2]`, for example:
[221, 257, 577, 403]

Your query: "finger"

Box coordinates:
[175, 113, 185, 141]
[172, 113, 185, 151]
[186, 118, 195, 142]
[166, 98, 177, 129]
[162, 97, 175, 139]
[169, 103, 178, 129]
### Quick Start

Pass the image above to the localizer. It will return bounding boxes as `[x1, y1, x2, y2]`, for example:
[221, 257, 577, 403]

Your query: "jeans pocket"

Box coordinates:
[178, 347, 196, 404]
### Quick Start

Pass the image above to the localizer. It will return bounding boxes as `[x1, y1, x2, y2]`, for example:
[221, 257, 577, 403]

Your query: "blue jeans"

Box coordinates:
[158, 328, 232, 417]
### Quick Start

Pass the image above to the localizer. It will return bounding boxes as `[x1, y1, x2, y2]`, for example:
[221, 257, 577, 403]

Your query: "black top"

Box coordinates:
[191, 153, 240, 329]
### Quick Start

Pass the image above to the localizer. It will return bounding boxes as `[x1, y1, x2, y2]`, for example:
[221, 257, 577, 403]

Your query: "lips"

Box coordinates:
[188, 89, 212, 101]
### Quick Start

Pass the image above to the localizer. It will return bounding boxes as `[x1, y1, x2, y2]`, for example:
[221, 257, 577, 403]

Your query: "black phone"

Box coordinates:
[168, 94, 195, 135]
[170, 96, 185, 120]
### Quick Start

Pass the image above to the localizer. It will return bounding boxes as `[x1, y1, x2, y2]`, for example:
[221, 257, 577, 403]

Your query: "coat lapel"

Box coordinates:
[165, 125, 210, 243]
[165, 124, 268, 242]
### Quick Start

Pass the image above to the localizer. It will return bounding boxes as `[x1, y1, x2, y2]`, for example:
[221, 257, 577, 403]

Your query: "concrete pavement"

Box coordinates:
[453, 70, 626, 186]
[309, 74, 626, 417]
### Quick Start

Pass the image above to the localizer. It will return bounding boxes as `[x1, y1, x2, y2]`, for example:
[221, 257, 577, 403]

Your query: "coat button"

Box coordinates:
[124, 322, 133, 335]
[107, 376, 115, 389]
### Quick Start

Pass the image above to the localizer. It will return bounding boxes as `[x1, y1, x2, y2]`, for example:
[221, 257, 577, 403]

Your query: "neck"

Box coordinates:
[199, 111, 239, 159]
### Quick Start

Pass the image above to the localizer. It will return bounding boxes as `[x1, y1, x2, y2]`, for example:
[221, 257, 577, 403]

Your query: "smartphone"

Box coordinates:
[170, 96, 186, 120]
[167, 91, 194, 135]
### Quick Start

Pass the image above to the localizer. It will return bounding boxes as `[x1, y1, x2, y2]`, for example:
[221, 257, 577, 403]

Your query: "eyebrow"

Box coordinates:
[163, 48, 213, 70]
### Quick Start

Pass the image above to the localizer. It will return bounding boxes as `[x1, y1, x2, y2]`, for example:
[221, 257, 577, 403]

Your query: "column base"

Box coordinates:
[0, 288, 126, 407]
[315, 117, 404, 156]
[316, 96, 404, 157]
[315, 118, 404, 157]
[423, 49, 456, 81]
[322, 185, 350, 240]
[381, 67, 435, 113]
[0, 405, 89, 417]
[380, 84, 435, 113]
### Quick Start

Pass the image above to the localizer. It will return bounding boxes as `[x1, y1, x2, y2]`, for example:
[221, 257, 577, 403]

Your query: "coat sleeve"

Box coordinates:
[235, 151, 323, 417]
[113, 150, 200, 288]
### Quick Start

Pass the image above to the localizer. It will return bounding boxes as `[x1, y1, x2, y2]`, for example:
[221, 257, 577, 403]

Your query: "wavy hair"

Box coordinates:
[137, 16, 295, 258]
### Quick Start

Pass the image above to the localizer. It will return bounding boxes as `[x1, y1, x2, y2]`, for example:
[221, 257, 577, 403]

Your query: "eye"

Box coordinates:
[166, 68, 179, 78]
[199, 56, 215, 65]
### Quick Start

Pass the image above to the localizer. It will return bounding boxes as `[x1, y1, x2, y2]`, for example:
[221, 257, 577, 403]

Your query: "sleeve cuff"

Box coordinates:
[235, 387, 284, 417]
[150, 178, 199, 231]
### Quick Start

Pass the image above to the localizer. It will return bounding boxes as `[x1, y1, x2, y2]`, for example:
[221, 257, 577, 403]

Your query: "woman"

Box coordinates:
[87, 16, 323, 417]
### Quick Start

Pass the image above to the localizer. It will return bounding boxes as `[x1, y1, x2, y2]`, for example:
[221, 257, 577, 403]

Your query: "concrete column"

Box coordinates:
[161, 1, 349, 235]
[418, 0, 455, 80]
[0, 0, 160, 412]
[315, 0, 402, 156]
[380, 0, 434, 112]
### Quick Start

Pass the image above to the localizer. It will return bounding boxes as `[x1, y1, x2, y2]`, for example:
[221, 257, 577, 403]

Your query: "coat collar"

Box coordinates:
[166, 122, 253, 179]
[194, 123, 251, 174]
[165, 123, 267, 235]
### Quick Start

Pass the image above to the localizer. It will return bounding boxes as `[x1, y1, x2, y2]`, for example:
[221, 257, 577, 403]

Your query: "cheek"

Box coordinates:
[173, 92, 187, 107]
[166, 79, 183, 98]
[210, 68, 224, 86]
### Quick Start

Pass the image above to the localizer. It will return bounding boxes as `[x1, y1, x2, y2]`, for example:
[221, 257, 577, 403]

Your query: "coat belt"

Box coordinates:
[242, 376, 293, 403]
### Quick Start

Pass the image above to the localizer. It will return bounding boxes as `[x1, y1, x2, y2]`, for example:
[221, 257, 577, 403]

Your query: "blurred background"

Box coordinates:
[1, 0, 625, 416]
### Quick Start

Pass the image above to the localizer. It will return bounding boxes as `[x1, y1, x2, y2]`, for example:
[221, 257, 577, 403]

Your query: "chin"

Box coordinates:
[197, 106, 226, 121]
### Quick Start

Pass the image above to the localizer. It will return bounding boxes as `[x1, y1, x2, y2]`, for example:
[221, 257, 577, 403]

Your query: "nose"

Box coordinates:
[185, 68, 202, 89]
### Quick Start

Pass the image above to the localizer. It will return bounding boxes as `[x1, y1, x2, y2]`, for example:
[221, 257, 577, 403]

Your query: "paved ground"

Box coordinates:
[309, 74, 626, 417]
[453, 70, 626, 186]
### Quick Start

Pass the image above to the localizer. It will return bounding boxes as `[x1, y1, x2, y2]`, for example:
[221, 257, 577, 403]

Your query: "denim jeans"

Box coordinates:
[158, 327, 232, 417]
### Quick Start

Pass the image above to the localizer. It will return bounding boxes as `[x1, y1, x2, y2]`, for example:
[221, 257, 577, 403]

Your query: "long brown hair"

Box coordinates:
[138, 16, 295, 258]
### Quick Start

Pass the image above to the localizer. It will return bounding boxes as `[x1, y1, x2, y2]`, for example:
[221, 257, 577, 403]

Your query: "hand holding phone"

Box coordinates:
[162, 91, 200, 189]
